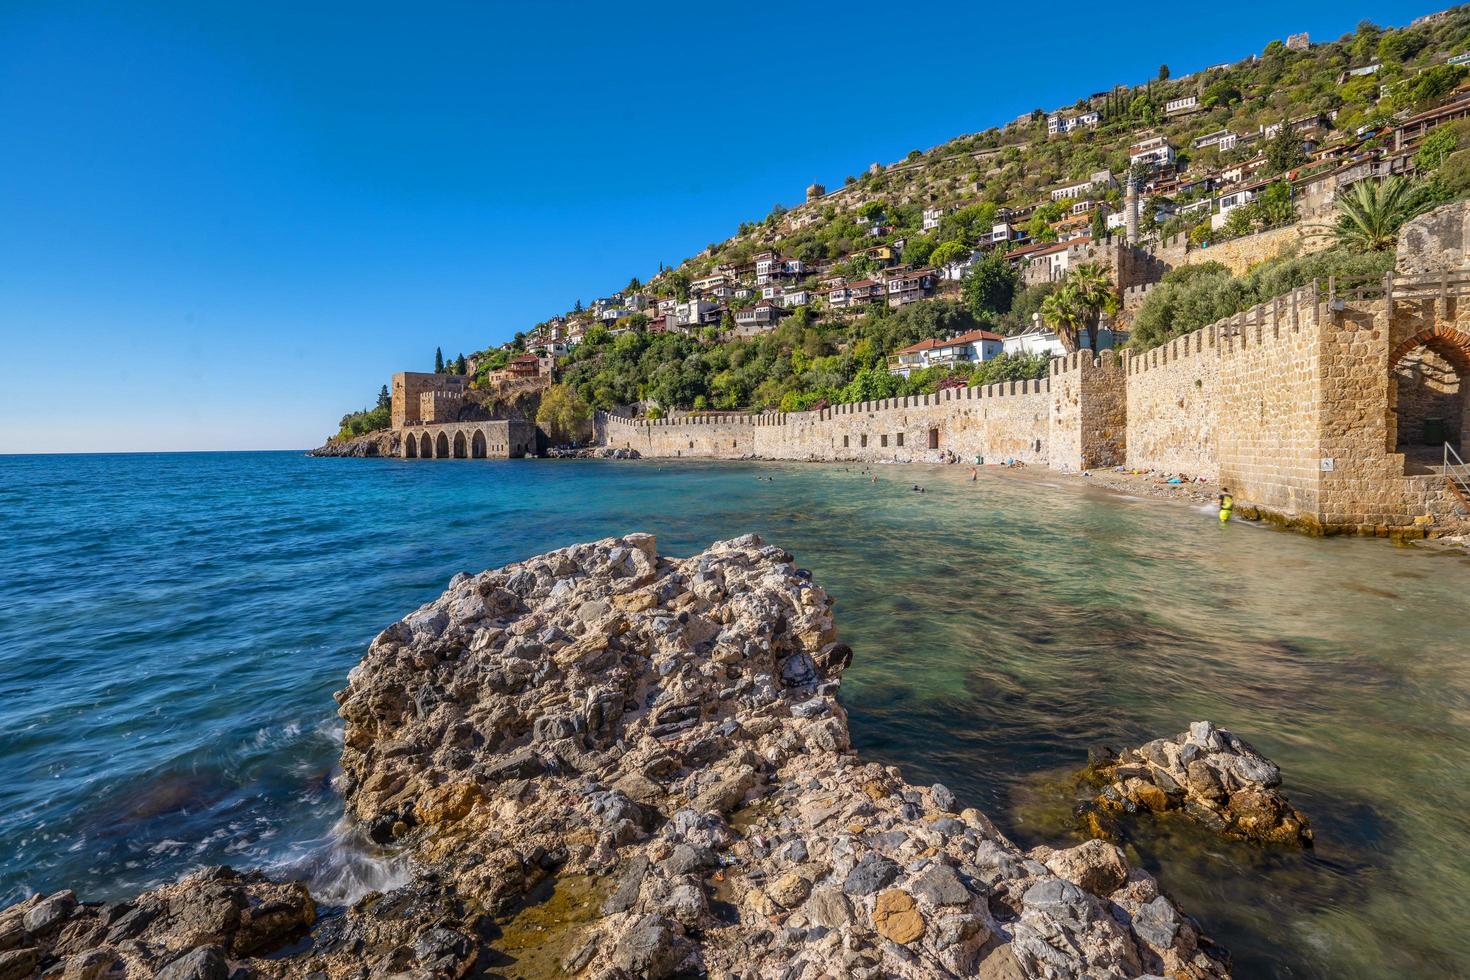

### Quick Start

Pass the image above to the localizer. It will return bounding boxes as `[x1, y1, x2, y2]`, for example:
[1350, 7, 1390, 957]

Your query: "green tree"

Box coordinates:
[377, 385, 390, 410]
[1067, 263, 1118, 352]
[454, 353, 466, 375]
[1264, 127, 1306, 175]
[1040, 283, 1085, 354]
[1334, 175, 1432, 251]
[1090, 207, 1108, 241]
[434, 347, 444, 373]
[626, 276, 642, 293]
[961, 250, 1019, 318]
[536, 383, 593, 445]
[1158, 64, 1170, 81]
[929, 241, 970, 270]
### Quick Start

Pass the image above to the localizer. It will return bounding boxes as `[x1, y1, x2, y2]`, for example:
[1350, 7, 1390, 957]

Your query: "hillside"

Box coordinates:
[333, 6, 1470, 440]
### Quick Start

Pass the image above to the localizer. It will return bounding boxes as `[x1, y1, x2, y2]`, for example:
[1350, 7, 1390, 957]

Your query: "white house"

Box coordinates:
[761, 283, 782, 300]
[1129, 136, 1176, 168]
[675, 300, 719, 327]
[1050, 170, 1115, 201]
[782, 288, 811, 308]
[1192, 129, 1237, 151]
[1047, 110, 1101, 136]
[887, 328, 1005, 377]
[1003, 324, 1067, 358]
[1165, 95, 1199, 115]
[922, 206, 946, 231]
[1211, 186, 1259, 229]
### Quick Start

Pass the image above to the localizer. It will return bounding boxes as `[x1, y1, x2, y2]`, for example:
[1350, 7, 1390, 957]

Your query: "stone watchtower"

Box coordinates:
[391, 372, 468, 429]
[806, 183, 825, 202]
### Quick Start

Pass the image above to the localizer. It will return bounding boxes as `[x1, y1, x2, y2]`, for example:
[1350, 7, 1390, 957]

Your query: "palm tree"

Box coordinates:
[1068, 263, 1119, 352]
[1041, 282, 1085, 353]
[1334, 175, 1431, 252]
[1042, 265, 1119, 353]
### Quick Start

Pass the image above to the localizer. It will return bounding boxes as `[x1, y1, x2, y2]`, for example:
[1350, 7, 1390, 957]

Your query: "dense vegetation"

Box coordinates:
[334, 385, 392, 440]
[1128, 247, 1396, 349]
[556, 299, 1049, 415]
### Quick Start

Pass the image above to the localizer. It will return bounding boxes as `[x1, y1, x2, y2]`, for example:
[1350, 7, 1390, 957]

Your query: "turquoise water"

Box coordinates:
[2, 452, 1468, 978]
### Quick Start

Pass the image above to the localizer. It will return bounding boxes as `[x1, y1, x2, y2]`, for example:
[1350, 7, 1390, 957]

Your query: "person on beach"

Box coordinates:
[970, 467, 978, 481]
[1218, 488, 1234, 523]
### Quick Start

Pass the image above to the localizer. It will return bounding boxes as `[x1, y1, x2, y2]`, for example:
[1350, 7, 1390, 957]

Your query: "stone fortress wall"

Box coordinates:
[391, 372, 537, 459]
[601, 205, 1470, 536]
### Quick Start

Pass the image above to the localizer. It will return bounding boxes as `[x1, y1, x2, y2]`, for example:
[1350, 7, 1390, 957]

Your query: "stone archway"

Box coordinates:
[453, 430, 467, 458]
[472, 430, 487, 458]
[1388, 325, 1470, 453]
[436, 432, 450, 458]
[405, 434, 418, 458]
[420, 432, 432, 459]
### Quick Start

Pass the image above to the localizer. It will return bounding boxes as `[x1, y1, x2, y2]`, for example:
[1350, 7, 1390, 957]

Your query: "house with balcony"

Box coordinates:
[1129, 135, 1177, 168]
[827, 279, 884, 308]
[922, 206, 947, 231]
[782, 288, 812, 308]
[754, 250, 780, 284]
[886, 269, 937, 307]
[732, 301, 784, 336]
[887, 328, 1005, 377]
[675, 299, 720, 328]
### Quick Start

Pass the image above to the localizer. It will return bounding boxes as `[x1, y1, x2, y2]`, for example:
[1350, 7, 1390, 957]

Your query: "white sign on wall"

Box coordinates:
[1320, 458, 1335, 471]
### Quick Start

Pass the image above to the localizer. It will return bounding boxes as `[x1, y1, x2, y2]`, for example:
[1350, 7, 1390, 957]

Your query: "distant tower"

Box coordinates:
[1125, 173, 1140, 245]
[806, 183, 825, 201]
[868, 162, 882, 176]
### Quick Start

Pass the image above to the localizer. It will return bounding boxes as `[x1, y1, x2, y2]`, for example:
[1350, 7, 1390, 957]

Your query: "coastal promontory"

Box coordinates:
[1, 534, 1228, 978]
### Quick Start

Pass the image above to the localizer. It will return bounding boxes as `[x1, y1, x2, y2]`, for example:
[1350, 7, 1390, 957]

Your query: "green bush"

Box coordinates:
[1129, 247, 1393, 351]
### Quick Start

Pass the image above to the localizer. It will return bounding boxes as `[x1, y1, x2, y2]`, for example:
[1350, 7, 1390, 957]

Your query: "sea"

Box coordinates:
[2, 450, 1468, 978]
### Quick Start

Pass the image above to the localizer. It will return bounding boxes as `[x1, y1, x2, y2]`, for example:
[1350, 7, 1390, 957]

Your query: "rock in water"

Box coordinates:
[0, 534, 1234, 978]
[1086, 721, 1312, 846]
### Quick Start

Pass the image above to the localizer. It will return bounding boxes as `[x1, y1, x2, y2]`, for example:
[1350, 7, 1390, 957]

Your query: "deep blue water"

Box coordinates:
[2, 451, 1469, 979]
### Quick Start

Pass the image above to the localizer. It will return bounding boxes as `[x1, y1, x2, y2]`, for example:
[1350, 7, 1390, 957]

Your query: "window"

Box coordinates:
[860, 434, 868, 447]
[896, 433, 904, 447]
[843, 435, 849, 448]
[881, 434, 888, 447]
[928, 427, 940, 450]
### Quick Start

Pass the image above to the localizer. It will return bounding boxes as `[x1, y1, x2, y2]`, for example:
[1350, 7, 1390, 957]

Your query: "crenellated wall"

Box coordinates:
[1125, 327, 1221, 479]
[600, 276, 1470, 537]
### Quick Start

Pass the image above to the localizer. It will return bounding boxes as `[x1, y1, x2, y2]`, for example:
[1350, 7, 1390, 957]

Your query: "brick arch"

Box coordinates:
[1389, 324, 1470, 373]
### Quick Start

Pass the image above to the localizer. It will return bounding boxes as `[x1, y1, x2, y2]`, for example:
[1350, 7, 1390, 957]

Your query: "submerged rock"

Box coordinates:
[1085, 722, 1312, 846]
[1, 534, 1233, 978]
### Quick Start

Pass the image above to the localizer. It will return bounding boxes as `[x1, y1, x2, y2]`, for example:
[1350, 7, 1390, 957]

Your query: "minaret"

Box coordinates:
[1125, 173, 1139, 245]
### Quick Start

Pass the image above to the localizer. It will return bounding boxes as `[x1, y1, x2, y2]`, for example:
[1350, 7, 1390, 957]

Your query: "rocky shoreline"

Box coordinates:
[2, 534, 1232, 978]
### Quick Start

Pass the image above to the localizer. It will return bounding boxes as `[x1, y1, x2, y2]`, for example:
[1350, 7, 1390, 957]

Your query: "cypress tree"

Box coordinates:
[434, 347, 444, 373]
[377, 384, 390, 409]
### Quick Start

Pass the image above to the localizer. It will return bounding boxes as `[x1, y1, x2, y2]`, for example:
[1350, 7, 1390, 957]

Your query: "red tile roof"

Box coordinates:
[894, 329, 1004, 356]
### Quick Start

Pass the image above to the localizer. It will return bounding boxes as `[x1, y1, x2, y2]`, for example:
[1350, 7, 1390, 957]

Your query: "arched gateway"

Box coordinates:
[1388, 324, 1470, 453]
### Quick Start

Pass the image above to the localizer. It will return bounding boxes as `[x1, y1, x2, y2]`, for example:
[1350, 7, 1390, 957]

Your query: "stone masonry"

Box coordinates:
[600, 204, 1470, 537]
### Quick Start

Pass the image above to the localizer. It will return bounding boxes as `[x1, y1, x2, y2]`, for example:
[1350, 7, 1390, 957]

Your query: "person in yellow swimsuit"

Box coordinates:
[1218, 488, 1234, 523]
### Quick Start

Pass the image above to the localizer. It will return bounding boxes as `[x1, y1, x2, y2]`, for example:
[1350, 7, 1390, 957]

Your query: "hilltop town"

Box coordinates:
[330, 7, 1470, 446]
[320, 8, 1470, 541]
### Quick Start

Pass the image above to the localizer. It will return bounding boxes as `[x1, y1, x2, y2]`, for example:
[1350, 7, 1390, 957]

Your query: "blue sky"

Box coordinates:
[0, 1, 1441, 452]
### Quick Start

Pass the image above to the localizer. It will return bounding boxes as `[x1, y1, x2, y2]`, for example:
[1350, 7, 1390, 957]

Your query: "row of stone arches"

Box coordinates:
[403, 428, 490, 459]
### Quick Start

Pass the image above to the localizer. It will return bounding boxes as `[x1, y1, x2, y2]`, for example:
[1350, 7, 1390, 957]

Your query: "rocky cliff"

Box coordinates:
[1, 535, 1230, 979]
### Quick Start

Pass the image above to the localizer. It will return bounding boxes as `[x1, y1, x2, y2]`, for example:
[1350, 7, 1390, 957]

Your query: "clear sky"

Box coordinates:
[0, 1, 1442, 452]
